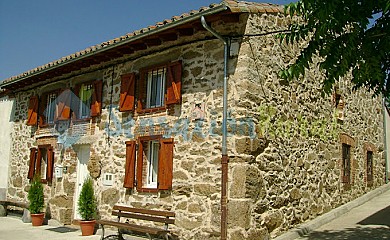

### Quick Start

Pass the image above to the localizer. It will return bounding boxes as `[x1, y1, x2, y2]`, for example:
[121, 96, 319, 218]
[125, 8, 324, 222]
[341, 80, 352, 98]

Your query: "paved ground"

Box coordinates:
[2, 185, 390, 240]
[0, 216, 146, 240]
[297, 187, 390, 240]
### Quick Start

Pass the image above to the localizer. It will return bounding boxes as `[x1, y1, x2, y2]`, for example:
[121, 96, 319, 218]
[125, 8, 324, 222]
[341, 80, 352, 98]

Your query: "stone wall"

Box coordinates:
[225, 13, 386, 239]
[4, 11, 386, 240]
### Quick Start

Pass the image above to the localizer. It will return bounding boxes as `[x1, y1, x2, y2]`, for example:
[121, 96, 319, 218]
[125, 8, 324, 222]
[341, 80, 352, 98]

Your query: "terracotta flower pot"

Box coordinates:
[80, 220, 96, 236]
[31, 213, 44, 226]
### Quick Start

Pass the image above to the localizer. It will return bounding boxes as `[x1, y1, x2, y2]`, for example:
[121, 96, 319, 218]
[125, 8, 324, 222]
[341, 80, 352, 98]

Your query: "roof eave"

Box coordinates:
[0, 4, 228, 89]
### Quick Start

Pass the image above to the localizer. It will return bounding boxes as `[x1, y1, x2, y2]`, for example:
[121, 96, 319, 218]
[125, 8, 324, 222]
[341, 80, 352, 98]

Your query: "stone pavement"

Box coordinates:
[0, 216, 146, 240]
[277, 183, 390, 240]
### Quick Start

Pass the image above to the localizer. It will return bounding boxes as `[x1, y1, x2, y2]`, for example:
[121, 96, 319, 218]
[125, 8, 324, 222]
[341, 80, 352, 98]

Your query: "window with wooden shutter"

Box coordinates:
[124, 141, 136, 188]
[56, 89, 71, 121]
[28, 145, 54, 184]
[91, 80, 103, 117]
[137, 61, 182, 113]
[38, 91, 59, 127]
[120, 73, 136, 112]
[27, 96, 39, 126]
[166, 61, 182, 105]
[73, 80, 102, 119]
[134, 135, 174, 192]
[28, 148, 37, 179]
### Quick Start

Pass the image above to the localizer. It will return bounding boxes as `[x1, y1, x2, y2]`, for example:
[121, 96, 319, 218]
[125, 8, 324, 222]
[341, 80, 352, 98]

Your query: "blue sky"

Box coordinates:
[0, 0, 293, 81]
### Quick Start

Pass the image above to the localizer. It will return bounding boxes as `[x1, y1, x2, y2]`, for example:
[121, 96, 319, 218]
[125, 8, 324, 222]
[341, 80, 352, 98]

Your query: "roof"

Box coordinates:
[0, 1, 283, 90]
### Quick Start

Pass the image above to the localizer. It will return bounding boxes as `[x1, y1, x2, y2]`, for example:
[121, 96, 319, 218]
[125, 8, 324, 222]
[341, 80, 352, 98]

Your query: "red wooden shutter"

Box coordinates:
[158, 138, 174, 190]
[36, 148, 42, 177]
[27, 96, 39, 126]
[136, 139, 145, 191]
[91, 80, 103, 117]
[56, 89, 71, 121]
[166, 61, 182, 105]
[47, 147, 54, 183]
[38, 94, 47, 127]
[119, 73, 136, 112]
[28, 148, 37, 179]
[124, 141, 136, 188]
[137, 71, 147, 112]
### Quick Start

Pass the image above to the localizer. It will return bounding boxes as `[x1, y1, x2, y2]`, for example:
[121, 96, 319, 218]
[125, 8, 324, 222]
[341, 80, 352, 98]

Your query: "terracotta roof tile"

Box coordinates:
[1, 1, 283, 85]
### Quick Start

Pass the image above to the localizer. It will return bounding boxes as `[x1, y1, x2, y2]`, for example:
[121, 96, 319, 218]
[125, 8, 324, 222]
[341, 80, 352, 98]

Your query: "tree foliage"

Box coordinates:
[280, 0, 389, 101]
[78, 177, 97, 221]
[28, 175, 44, 214]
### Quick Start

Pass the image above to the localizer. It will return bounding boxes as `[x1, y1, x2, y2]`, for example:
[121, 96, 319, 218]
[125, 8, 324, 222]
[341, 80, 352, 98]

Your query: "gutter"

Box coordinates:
[383, 98, 389, 183]
[201, 16, 230, 240]
[0, 4, 229, 89]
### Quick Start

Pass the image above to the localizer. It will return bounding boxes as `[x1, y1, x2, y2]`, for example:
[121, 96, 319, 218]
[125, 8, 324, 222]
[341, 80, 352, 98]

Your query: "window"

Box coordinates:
[79, 83, 93, 119]
[45, 93, 57, 124]
[28, 145, 54, 183]
[342, 143, 351, 184]
[146, 140, 159, 188]
[39, 91, 58, 126]
[146, 68, 166, 109]
[340, 133, 355, 185]
[136, 61, 182, 112]
[73, 80, 103, 119]
[364, 142, 376, 185]
[123, 136, 174, 191]
[367, 151, 373, 182]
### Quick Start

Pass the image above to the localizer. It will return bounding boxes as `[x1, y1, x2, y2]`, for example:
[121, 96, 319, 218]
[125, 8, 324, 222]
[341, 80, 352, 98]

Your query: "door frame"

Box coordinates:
[73, 145, 90, 220]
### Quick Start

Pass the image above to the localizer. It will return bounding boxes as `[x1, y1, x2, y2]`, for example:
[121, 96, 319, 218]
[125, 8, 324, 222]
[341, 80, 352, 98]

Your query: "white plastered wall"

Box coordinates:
[0, 96, 14, 200]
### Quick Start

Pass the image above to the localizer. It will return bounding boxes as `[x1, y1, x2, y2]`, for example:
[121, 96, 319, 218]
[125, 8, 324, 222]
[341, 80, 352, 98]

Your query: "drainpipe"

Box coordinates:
[383, 98, 389, 183]
[201, 16, 230, 240]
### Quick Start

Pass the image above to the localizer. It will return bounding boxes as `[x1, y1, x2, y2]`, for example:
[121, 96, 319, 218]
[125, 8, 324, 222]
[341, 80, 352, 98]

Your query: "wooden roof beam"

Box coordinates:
[144, 38, 162, 47]
[177, 28, 194, 36]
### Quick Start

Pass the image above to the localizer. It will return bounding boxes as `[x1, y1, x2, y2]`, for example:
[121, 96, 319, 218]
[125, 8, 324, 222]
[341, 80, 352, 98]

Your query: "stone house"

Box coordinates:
[0, 1, 387, 239]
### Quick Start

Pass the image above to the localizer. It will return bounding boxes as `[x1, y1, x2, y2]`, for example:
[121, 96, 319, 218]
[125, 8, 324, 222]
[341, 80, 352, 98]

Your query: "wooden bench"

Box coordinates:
[97, 205, 175, 240]
[0, 200, 29, 216]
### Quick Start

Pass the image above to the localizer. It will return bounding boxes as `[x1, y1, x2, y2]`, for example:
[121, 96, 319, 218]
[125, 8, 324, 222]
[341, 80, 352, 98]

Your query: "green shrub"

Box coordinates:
[28, 175, 44, 214]
[78, 177, 97, 221]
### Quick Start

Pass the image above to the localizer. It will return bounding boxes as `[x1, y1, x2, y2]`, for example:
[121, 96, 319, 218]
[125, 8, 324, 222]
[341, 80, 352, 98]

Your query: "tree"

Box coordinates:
[279, 0, 389, 101]
[78, 177, 97, 221]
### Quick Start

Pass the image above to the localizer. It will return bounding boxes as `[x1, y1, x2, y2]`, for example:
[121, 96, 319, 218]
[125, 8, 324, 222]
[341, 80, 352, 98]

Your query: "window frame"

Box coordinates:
[39, 90, 59, 127]
[364, 142, 376, 185]
[146, 68, 166, 109]
[123, 136, 174, 192]
[137, 135, 162, 192]
[28, 145, 54, 184]
[73, 80, 103, 120]
[339, 133, 355, 186]
[136, 61, 182, 113]
[78, 83, 94, 120]
[342, 143, 351, 184]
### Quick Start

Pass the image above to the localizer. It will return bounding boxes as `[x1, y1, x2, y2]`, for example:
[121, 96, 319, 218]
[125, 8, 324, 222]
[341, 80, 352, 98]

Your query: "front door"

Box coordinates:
[73, 145, 90, 220]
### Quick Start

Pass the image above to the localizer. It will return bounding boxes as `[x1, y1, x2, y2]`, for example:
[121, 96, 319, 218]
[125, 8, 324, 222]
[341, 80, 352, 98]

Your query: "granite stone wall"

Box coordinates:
[4, 11, 385, 240]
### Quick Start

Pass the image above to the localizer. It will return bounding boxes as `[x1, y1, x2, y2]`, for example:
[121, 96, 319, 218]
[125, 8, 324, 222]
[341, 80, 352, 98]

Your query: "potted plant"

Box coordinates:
[27, 175, 45, 226]
[78, 177, 97, 236]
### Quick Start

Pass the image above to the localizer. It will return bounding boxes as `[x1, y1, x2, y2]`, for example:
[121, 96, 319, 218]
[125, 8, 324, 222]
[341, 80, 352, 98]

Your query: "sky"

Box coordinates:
[0, 0, 293, 81]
